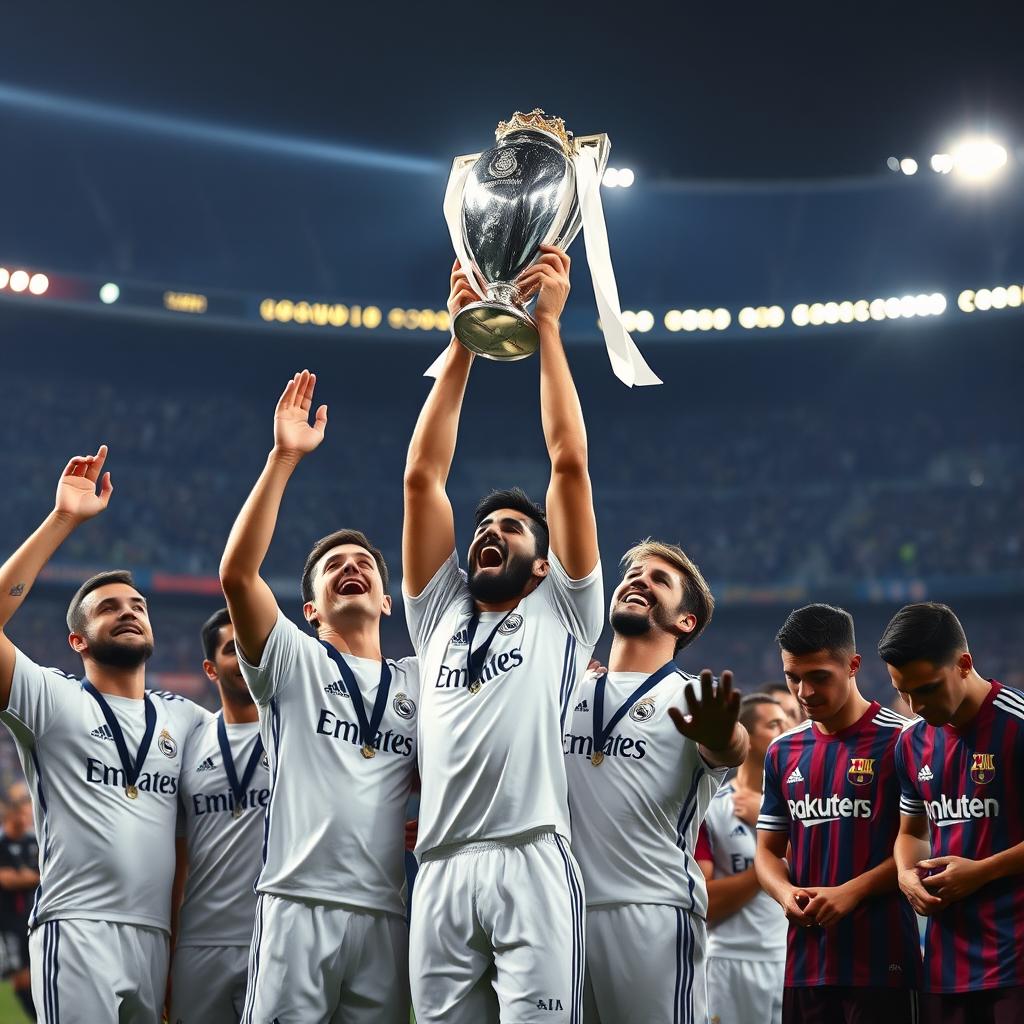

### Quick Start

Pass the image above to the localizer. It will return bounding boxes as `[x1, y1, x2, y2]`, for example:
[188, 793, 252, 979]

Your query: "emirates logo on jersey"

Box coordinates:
[847, 757, 875, 786]
[970, 752, 995, 785]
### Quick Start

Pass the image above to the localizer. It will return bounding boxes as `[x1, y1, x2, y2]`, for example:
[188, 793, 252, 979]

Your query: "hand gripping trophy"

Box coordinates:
[441, 108, 661, 386]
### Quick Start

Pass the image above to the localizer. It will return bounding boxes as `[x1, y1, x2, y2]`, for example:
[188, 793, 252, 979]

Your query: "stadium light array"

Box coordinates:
[99, 282, 120, 304]
[621, 309, 654, 332]
[259, 298, 383, 329]
[28, 273, 49, 295]
[603, 167, 635, 188]
[0, 266, 50, 297]
[950, 138, 1008, 182]
[792, 293, 946, 327]
[387, 307, 451, 332]
[957, 283, 1023, 313]
[738, 305, 785, 329]
[9, 270, 29, 292]
[663, 308, 731, 332]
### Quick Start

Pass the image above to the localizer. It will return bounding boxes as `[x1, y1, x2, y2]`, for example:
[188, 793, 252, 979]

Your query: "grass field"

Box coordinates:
[0, 983, 29, 1024]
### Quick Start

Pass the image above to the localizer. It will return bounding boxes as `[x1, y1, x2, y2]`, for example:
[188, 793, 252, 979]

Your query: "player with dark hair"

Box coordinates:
[697, 693, 788, 1024]
[402, 248, 603, 1023]
[0, 783, 38, 1020]
[883, 602, 1024, 1024]
[220, 371, 419, 1023]
[564, 539, 747, 1024]
[755, 603, 920, 1024]
[168, 607, 268, 1023]
[0, 447, 209, 1023]
[763, 680, 806, 727]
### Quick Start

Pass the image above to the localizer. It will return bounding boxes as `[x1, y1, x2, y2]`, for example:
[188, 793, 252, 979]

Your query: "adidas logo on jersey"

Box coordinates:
[196, 757, 216, 773]
[730, 824, 747, 837]
[450, 628, 469, 646]
[918, 764, 934, 782]
[786, 766, 805, 784]
[323, 680, 350, 698]
[90, 724, 114, 741]
[574, 699, 589, 713]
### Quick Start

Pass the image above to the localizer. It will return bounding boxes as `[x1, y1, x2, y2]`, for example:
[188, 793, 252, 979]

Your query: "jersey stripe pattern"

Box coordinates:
[757, 702, 921, 989]
[894, 680, 1024, 994]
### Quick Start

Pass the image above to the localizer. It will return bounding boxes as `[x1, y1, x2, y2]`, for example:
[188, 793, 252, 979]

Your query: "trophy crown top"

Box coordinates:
[495, 109, 573, 156]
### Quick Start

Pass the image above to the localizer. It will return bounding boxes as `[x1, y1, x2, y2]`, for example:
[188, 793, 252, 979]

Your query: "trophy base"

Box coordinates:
[453, 301, 539, 361]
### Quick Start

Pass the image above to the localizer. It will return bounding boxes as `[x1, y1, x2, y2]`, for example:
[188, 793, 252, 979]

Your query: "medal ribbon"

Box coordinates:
[592, 662, 678, 759]
[83, 681, 156, 793]
[464, 608, 517, 690]
[216, 714, 265, 814]
[318, 642, 393, 753]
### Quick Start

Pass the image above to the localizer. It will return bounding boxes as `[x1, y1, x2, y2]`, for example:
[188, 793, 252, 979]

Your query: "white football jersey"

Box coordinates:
[404, 551, 604, 855]
[237, 611, 419, 915]
[702, 782, 787, 961]
[177, 715, 268, 946]
[0, 647, 210, 932]
[564, 668, 727, 915]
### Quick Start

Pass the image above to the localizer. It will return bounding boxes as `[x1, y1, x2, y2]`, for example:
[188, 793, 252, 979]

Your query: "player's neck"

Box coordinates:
[735, 759, 764, 793]
[949, 670, 992, 729]
[318, 621, 382, 662]
[814, 688, 871, 736]
[219, 693, 259, 724]
[473, 575, 542, 614]
[608, 633, 677, 675]
[82, 661, 146, 699]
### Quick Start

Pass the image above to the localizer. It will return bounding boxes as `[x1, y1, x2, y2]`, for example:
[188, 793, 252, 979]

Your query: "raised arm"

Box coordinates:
[220, 370, 327, 664]
[402, 263, 475, 597]
[0, 446, 112, 710]
[518, 244, 597, 579]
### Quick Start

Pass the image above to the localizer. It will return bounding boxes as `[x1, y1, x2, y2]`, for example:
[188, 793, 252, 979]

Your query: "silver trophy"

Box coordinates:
[451, 110, 610, 360]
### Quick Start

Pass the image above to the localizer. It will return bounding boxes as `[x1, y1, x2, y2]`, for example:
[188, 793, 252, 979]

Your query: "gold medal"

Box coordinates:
[232, 805, 244, 819]
[125, 784, 139, 799]
[469, 680, 482, 695]
[361, 743, 376, 759]
[590, 751, 604, 766]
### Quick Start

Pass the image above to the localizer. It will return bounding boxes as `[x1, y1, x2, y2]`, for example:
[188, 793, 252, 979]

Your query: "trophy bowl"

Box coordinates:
[452, 110, 607, 360]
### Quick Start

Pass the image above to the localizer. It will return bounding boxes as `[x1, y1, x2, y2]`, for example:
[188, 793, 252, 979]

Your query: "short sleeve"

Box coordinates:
[402, 552, 469, 656]
[536, 553, 604, 647]
[237, 610, 307, 706]
[0, 646, 79, 743]
[756, 745, 791, 832]
[894, 731, 925, 817]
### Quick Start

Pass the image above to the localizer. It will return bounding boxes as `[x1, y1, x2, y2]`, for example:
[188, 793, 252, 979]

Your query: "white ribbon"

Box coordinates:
[426, 147, 661, 386]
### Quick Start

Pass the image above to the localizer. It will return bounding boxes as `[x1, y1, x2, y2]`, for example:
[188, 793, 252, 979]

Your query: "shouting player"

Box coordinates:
[0, 447, 209, 1023]
[884, 602, 1024, 1024]
[755, 603, 920, 1024]
[220, 371, 419, 1023]
[402, 248, 603, 1023]
[169, 608, 268, 1023]
[698, 693, 788, 1024]
[564, 540, 747, 1024]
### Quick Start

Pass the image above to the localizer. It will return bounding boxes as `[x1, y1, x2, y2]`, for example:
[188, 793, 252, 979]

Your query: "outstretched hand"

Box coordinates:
[274, 370, 328, 459]
[54, 445, 113, 523]
[518, 245, 571, 326]
[668, 669, 741, 752]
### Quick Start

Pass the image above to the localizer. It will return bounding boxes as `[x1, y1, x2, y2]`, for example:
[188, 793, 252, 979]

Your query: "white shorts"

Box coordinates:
[410, 829, 586, 1024]
[242, 892, 409, 1024]
[29, 918, 169, 1024]
[169, 944, 248, 1023]
[583, 904, 708, 1024]
[706, 957, 784, 1024]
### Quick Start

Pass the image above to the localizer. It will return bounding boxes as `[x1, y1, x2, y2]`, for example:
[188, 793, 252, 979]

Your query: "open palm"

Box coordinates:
[54, 445, 113, 522]
[274, 370, 328, 456]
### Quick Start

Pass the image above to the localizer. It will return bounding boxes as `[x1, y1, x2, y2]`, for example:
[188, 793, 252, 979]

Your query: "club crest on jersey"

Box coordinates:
[261, 751, 270, 769]
[392, 692, 416, 720]
[629, 697, 656, 722]
[158, 729, 177, 758]
[970, 752, 995, 785]
[847, 757, 875, 786]
[498, 613, 524, 635]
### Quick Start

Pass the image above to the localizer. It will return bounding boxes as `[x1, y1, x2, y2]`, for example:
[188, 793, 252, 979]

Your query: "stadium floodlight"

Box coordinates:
[0, 267, 8, 289]
[886, 157, 900, 172]
[931, 153, 954, 174]
[635, 309, 654, 332]
[791, 304, 810, 326]
[738, 307, 757, 329]
[617, 168, 635, 188]
[28, 273, 49, 295]
[602, 168, 620, 187]
[950, 138, 1008, 182]
[99, 282, 120, 304]
[712, 307, 731, 330]
[899, 158, 918, 176]
[9, 270, 29, 292]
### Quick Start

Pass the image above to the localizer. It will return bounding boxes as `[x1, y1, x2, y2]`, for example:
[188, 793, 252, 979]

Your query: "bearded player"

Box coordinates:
[0, 447, 209, 1023]
[884, 602, 1024, 1024]
[221, 371, 419, 1023]
[402, 247, 603, 1023]
[564, 540, 747, 1024]
[168, 608, 268, 1023]
[755, 604, 920, 1024]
